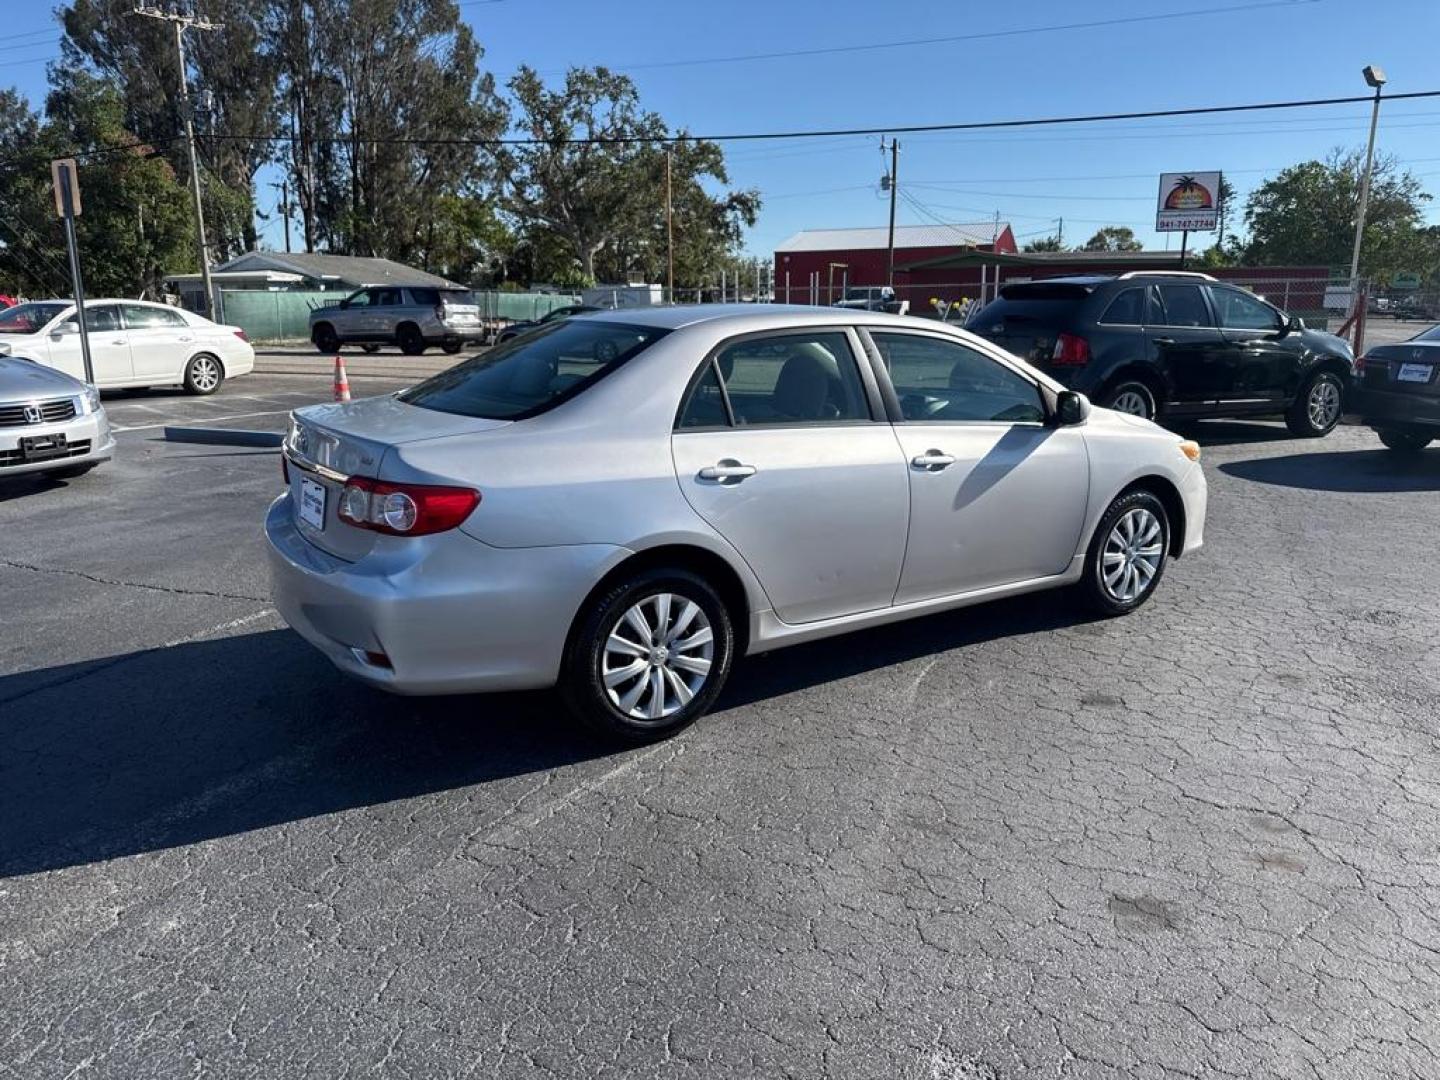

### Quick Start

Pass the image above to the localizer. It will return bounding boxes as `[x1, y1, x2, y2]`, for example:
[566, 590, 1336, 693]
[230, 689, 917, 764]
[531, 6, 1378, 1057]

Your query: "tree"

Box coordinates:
[1243, 148, 1436, 281]
[0, 76, 194, 299]
[1022, 235, 1063, 253]
[1080, 226, 1143, 252]
[498, 66, 758, 287]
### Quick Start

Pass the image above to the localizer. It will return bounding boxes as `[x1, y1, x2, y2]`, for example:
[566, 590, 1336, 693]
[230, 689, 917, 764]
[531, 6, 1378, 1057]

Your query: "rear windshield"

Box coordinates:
[997, 282, 1095, 301]
[399, 320, 668, 420]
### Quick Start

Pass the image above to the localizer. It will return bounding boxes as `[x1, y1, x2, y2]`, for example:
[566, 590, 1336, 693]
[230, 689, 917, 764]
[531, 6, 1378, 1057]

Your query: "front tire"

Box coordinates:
[560, 568, 734, 744]
[1286, 370, 1343, 437]
[312, 324, 340, 354]
[1376, 426, 1433, 453]
[1103, 380, 1158, 421]
[1078, 489, 1170, 616]
[441, 339, 464, 355]
[183, 353, 224, 395]
[397, 324, 426, 356]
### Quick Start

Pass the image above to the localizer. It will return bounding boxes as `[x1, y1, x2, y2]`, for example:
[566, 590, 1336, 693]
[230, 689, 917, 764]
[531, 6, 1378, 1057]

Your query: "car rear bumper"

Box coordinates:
[0, 410, 114, 476]
[265, 496, 628, 695]
[1350, 387, 1440, 429]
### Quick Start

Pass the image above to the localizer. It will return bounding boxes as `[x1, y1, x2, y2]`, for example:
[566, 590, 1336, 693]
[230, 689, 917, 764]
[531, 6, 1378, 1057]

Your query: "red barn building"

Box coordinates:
[773, 222, 1017, 307]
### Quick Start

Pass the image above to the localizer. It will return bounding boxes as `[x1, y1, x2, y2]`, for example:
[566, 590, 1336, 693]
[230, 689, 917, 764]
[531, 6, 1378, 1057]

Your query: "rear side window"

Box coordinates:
[123, 304, 187, 329]
[400, 321, 668, 420]
[1155, 284, 1213, 327]
[1099, 288, 1146, 325]
[706, 332, 869, 426]
[370, 287, 403, 307]
[408, 288, 439, 306]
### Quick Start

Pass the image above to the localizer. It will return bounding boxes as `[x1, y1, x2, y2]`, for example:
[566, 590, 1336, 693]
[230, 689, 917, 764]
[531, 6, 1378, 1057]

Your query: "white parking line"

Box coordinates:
[111, 407, 293, 433]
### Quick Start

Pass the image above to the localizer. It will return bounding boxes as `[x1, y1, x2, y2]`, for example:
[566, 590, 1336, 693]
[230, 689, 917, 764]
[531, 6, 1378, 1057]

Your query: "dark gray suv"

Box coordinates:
[970, 271, 1355, 436]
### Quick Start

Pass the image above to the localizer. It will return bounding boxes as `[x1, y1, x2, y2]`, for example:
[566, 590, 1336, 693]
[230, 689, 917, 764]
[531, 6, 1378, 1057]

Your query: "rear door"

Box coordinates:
[367, 287, 404, 336]
[123, 303, 194, 382]
[868, 329, 1089, 602]
[1148, 283, 1229, 409]
[670, 327, 910, 624]
[1208, 286, 1296, 405]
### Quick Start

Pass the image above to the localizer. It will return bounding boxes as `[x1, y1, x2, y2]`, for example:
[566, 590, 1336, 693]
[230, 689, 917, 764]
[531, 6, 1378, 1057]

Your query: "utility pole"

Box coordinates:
[881, 137, 899, 289]
[665, 147, 674, 303]
[271, 179, 292, 253]
[1057, 217, 1064, 247]
[1348, 65, 1387, 328]
[132, 4, 221, 316]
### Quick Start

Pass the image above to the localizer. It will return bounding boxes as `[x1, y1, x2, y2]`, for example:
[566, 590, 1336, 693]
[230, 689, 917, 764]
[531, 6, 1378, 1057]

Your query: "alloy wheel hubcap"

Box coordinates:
[192, 358, 219, 390]
[1308, 379, 1340, 429]
[602, 593, 714, 723]
[1111, 389, 1151, 417]
[1101, 508, 1164, 603]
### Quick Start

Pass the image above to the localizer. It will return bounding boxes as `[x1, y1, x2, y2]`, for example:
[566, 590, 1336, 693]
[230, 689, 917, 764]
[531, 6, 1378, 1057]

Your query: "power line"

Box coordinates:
[577, 0, 1320, 72]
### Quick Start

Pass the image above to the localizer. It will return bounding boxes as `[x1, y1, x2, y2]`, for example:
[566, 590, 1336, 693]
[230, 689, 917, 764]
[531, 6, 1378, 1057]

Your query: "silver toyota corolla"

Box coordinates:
[267, 305, 1207, 741]
[0, 355, 114, 479]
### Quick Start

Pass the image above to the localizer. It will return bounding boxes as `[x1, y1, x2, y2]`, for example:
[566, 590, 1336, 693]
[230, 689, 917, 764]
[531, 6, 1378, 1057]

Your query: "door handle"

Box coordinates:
[698, 461, 756, 481]
[110, 340, 128, 346]
[1152, 337, 1176, 346]
[911, 450, 955, 470]
[177, 335, 194, 342]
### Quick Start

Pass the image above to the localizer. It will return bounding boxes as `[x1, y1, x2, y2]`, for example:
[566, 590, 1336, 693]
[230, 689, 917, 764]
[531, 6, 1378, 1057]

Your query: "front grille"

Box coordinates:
[0, 397, 77, 428]
[0, 439, 90, 468]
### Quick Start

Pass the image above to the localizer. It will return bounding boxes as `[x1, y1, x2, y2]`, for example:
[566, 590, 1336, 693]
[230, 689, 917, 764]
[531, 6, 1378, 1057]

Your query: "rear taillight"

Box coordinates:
[1355, 354, 1369, 375]
[435, 304, 446, 321]
[336, 477, 480, 536]
[1051, 333, 1090, 366]
[281, 454, 290, 484]
[234, 329, 250, 343]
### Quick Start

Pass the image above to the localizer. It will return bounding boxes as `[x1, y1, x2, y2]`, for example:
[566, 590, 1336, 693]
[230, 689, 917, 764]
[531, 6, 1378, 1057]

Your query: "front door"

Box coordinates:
[1208, 286, 1298, 406]
[1148, 282, 1229, 409]
[670, 328, 910, 624]
[867, 329, 1090, 603]
[49, 303, 132, 385]
[123, 303, 194, 382]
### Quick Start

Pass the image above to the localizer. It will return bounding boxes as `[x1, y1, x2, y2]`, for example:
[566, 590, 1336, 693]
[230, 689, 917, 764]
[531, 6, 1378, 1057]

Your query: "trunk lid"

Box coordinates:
[285, 395, 509, 561]
[1362, 341, 1440, 397]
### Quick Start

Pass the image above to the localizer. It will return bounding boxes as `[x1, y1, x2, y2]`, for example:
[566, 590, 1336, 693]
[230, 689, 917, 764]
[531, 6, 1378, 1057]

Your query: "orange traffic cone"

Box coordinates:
[333, 355, 351, 403]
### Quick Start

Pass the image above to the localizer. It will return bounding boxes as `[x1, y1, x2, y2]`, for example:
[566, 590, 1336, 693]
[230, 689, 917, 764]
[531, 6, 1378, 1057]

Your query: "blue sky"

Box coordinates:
[5, 0, 1440, 259]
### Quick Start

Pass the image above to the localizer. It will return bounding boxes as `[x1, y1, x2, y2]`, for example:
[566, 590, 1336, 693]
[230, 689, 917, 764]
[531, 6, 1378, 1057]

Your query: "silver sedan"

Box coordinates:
[0, 356, 114, 479]
[267, 305, 1207, 741]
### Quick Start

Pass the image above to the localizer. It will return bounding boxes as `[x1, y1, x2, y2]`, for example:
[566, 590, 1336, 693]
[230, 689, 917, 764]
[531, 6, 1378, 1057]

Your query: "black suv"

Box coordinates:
[970, 272, 1355, 437]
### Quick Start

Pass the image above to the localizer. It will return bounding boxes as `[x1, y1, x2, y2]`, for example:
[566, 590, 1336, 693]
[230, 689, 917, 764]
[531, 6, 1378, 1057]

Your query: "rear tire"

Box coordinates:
[441, 339, 463, 355]
[397, 324, 426, 356]
[1078, 489, 1171, 617]
[1103, 380, 1158, 421]
[560, 568, 734, 744]
[1376, 426, 1433, 453]
[1285, 370, 1343, 437]
[312, 323, 339, 354]
[183, 353, 224, 395]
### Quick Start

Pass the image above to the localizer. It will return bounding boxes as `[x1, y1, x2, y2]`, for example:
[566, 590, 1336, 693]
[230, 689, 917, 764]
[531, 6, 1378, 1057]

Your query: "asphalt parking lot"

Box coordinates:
[3, 371, 1440, 1079]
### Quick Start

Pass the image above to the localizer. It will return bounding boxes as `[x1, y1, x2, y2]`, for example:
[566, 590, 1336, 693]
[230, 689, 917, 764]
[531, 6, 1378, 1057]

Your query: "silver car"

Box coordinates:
[267, 306, 1207, 741]
[0, 355, 114, 479]
[309, 285, 482, 356]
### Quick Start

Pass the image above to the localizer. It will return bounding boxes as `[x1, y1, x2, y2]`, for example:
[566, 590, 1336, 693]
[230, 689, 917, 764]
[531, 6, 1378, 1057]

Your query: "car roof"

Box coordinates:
[577, 303, 955, 332]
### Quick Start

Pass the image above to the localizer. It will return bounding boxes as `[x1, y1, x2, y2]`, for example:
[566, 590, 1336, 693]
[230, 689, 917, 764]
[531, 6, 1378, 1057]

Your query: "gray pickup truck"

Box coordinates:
[308, 285, 482, 356]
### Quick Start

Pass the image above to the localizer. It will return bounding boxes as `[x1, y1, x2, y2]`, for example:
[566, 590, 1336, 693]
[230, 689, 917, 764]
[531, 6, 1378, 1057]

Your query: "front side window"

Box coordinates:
[684, 331, 870, 427]
[122, 304, 187, 329]
[400, 320, 667, 420]
[0, 302, 67, 333]
[1155, 284, 1213, 328]
[343, 289, 370, 308]
[63, 305, 123, 332]
[1212, 288, 1282, 332]
[1099, 287, 1146, 325]
[871, 332, 1045, 424]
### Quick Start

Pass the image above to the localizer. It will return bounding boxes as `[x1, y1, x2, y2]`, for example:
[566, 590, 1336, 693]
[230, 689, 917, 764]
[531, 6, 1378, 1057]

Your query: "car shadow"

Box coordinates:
[0, 472, 84, 503]
[1169, 419, 1295, 447]
[1219, 448, 1440, 492]
[1, 592, 1097, 877]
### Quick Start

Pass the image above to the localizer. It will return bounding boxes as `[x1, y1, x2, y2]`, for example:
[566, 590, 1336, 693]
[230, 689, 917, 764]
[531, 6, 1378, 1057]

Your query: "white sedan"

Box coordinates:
[0, 299, 255, 395]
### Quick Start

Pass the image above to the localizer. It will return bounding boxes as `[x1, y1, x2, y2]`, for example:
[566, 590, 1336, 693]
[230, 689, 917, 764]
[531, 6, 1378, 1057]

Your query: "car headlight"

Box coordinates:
[79, 384, 102, 414]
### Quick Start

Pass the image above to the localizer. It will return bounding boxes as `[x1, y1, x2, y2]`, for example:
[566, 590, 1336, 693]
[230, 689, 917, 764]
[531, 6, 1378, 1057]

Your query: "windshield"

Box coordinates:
[1415, 324, 1440, 342]
[0, 302, 66, 334]
[399, 320, 668, 420]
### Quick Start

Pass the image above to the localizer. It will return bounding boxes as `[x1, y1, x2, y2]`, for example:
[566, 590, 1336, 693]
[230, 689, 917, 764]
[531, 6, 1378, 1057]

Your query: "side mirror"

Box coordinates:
[1287, 315, 1305, 334]
[1054, 389, 1089, 426]
[339, 299, 350, 309]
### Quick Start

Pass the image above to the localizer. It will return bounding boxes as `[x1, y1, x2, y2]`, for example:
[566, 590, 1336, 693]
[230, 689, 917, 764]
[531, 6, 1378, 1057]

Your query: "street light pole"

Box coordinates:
[1348, 65, 1387, 324]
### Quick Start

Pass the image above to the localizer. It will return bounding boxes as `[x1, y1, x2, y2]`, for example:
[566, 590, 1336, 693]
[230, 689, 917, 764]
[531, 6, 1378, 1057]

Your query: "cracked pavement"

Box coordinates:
[2, 377, 1439, 1078]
